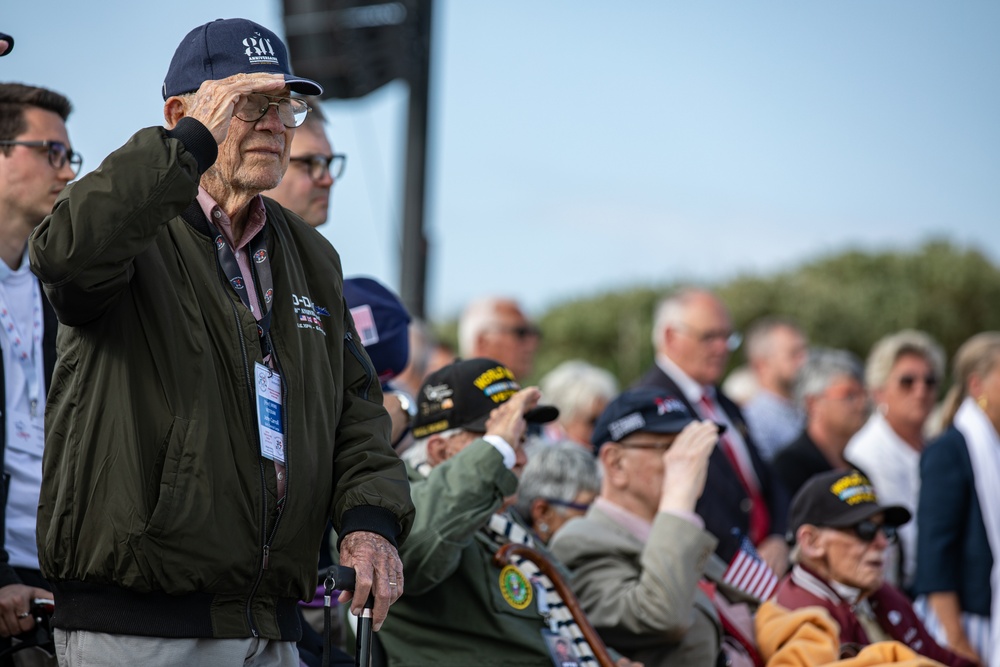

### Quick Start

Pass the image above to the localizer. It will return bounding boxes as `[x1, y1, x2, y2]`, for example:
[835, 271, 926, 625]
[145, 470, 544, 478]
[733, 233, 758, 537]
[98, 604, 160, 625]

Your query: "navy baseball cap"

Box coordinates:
[162, 18, 323, 100]
[591, 387, 699, 452]
[344, 277, 411, 384]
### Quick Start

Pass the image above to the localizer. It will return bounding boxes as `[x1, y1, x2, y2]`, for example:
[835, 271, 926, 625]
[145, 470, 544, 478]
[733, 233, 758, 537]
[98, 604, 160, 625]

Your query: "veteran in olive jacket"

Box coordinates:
[28, 18, 413, 664]
[379, 359, 572, 667]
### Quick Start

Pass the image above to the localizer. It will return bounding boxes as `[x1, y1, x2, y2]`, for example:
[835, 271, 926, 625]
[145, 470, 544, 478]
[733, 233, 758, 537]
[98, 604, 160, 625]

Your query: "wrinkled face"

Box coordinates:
[0, 106, 75, 224]
[613, 431, 678, 518]
[665, 293, 733, 386]
[208, 86, 294, 195]
[769, 326, 809, 392]
[476, 302, 540, 381]
[264, 123, 335, 227]
[876, 352, 937, 433]
[812, 375, 869, 441]
[811, 513, 891, 593]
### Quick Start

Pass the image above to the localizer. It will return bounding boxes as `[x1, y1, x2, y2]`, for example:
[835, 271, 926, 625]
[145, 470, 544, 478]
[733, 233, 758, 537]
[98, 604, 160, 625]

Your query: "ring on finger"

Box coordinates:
[17, 611, 30, 619]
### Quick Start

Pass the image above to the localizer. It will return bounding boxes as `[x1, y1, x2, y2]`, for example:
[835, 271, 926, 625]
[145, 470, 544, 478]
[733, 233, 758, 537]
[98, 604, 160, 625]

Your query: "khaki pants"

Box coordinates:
[53, 630, 299, 667]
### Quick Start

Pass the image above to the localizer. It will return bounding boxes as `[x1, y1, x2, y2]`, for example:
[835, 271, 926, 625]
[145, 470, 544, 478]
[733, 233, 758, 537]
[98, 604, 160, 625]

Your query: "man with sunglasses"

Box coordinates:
[459, 297, 541, 382]
[27, 19, 413, 667]
[0, 83, 77, 648]
[776, 469, 974, 667]
[264, 98, 345, 228]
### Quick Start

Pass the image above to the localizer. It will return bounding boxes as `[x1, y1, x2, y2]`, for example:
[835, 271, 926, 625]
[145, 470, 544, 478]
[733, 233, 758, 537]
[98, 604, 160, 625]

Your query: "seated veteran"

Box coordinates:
[513, 439, 600, 545]
[549, 387, 726, 667]
[379, 358, 636, 667]
[775, 470, 975, 667]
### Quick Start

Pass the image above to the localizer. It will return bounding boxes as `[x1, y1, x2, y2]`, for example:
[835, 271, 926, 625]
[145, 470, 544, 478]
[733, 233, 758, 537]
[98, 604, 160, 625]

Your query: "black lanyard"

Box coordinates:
[211, 225, 274, 358]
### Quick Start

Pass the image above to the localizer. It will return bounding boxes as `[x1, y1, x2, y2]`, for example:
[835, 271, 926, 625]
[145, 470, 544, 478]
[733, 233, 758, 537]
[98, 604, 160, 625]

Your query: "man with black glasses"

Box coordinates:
[775, 469, 973, 667]
[264, 98, 345, 228]
[0, 82, 77, 649]
[28, 18, 412, 667]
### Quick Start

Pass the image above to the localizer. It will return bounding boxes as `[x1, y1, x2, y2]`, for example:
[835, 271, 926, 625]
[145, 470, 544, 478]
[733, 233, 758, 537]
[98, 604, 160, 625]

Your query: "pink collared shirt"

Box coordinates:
[593, 497, 703, 544]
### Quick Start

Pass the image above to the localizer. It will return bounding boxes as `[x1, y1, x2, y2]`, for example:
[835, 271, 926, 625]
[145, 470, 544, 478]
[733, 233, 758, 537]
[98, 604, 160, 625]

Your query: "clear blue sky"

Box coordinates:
[5, 1, 999, 319]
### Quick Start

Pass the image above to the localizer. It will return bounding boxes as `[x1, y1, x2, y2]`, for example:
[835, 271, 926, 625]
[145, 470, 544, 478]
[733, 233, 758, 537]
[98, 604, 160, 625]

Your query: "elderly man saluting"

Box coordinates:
[28, 18, 413, 667]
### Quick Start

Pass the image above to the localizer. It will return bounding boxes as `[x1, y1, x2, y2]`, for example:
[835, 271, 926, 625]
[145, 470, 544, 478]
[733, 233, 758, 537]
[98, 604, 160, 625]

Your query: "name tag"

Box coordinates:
[255, 362, 285, 463]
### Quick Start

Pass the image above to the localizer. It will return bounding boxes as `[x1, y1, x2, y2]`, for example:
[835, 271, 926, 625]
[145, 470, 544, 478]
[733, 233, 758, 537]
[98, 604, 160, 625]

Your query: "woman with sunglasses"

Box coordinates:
[775, 469, 975, 666]
[914, 332, 1000, 667]
[843, 329, 945, 592]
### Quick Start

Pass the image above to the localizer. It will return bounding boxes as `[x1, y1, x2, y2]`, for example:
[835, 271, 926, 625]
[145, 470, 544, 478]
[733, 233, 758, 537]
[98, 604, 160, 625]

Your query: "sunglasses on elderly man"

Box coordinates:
[0, 140, 83, 175]
[841, 519, 898, 544]
[489, 324, 542, 341]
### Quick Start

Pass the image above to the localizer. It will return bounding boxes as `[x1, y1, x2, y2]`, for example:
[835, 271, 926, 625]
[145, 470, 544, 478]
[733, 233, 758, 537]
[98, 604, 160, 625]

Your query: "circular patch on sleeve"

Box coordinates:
[498, 564, 533, 610]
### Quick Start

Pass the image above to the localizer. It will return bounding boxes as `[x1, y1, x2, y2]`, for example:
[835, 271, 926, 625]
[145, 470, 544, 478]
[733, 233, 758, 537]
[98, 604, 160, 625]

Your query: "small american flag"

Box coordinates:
[723, 534, 778, 601]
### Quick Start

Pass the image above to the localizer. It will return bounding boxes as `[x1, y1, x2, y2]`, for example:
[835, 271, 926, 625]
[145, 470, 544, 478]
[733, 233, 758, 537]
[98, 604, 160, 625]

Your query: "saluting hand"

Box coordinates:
[183, 73, 287, 145]
[485, 387, 541, 448]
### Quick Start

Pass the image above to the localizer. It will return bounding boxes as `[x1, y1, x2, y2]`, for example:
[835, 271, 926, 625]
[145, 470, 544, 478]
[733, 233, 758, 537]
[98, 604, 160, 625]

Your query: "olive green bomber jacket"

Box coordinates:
[28, 118, 414, 640]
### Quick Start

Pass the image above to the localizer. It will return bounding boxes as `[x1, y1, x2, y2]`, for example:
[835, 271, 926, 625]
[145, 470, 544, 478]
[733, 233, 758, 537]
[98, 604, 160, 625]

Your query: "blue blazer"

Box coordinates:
[914, 426, 993, 616]
[634, 364, 790, 562]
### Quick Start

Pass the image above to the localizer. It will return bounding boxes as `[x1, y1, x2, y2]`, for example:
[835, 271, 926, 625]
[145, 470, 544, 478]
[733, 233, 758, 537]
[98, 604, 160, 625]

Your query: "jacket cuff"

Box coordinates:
[337, 506, 401, 550]
[165, 117, 218, 175]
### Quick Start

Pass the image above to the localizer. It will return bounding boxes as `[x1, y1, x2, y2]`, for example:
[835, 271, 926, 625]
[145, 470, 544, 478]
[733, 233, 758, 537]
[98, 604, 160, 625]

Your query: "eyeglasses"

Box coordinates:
[288, 154, 347, 182]
[489, 324, 542, 341]
[840, 520, 898, 544]
[0, 140, 83, 175]
[674, 324, 742, 351]
[896, 374, 937, 392]
[233, 94, 311, 128]
[542, 497, 592, 513]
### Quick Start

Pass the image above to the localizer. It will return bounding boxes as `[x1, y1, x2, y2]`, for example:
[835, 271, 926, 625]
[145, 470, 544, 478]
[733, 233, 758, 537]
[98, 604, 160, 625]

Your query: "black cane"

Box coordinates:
[321, 565, 374, 667]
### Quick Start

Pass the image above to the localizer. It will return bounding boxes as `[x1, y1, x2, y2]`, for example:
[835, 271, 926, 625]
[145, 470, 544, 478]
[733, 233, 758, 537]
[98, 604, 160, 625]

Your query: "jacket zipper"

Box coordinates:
[344, 331, 375, 401]
[242, 278, 289, 637]
[226, 288, 267, 638]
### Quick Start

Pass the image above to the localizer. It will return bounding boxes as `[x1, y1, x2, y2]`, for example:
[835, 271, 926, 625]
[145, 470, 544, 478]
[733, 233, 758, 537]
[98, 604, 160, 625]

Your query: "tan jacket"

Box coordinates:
[549, 503, 721, 666]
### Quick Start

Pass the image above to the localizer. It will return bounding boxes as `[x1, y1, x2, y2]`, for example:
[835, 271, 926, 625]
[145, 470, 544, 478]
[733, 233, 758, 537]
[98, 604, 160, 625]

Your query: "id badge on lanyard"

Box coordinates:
[255, 362, 285, 463]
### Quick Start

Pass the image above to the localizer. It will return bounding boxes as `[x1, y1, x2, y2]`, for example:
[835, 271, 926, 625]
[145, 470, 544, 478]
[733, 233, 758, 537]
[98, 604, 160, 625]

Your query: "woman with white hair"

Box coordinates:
[844, 329, 945, 592]
[539, 360, 618, 448]
[514, 440, 600, 544]
[915, 332, 1000, 666]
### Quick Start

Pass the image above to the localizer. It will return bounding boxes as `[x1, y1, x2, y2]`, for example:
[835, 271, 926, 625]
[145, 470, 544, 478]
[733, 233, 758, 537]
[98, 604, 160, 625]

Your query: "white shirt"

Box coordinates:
[844, 412, 920, 589]
[0, 250, 46, 570]
[743, 389, 804, 461]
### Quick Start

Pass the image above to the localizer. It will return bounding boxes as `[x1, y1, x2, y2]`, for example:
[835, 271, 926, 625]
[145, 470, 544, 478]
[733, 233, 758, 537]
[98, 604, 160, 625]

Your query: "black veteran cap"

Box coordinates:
[591, 387, 698, 452]
[411, 358, 558, 439]
[787, 469, 912, 542]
